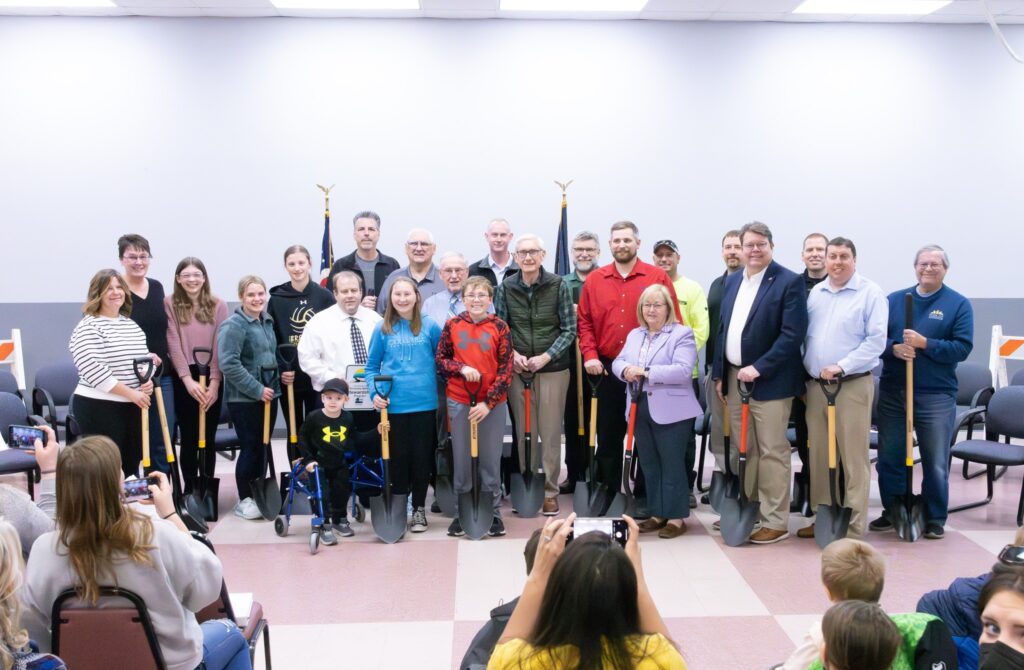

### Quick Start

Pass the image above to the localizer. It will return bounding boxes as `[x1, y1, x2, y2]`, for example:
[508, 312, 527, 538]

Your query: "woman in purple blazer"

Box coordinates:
[612, 284, 702, 538]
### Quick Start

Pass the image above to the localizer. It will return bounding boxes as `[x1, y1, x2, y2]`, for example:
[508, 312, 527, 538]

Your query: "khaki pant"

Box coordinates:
[509, 369, 570, 497]
[706, 374, 738, 475]
[805, 374, 873, 537]
[725, 367, 792, 532]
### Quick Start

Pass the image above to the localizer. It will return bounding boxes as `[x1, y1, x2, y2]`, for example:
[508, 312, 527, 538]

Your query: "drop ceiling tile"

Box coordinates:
[643, 0, 725, 10]
[420, 0, 497, 9]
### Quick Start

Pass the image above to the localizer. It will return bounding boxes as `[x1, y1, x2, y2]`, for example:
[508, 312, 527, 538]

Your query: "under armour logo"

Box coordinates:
[457, 330, 491, 352]
[931, 663, 946, 670]
[322, 426, 347, 443]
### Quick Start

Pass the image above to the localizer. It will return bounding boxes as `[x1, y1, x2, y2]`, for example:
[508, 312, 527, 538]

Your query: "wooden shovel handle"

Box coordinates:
[198, 375, 207, 449]
[155, 387, 175, 464]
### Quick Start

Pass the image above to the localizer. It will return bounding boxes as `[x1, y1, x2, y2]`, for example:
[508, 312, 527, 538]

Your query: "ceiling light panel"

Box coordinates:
[794, 0, 952, 14]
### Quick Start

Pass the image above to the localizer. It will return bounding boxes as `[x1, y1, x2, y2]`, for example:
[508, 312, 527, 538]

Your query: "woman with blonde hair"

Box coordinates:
[19, 435, 250, 670]
[0, 520, 65, 670]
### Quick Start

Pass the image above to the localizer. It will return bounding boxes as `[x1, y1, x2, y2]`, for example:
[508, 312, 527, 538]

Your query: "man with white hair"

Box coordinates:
[469, 218, 520, 287]
[423, 252, 471, 327]
[376, 228, 445, 314]
[494, 234, 576, 515]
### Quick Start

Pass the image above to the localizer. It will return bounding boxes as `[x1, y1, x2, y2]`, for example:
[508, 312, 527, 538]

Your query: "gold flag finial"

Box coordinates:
[316, 184, 334, 210]
[554, 179, 573, 195]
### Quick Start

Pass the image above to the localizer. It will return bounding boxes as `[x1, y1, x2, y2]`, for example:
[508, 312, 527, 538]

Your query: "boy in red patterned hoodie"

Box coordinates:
[436, 276, 514, 538]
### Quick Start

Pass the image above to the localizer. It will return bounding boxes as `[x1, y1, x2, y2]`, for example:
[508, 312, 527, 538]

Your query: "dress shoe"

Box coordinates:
[796, 525, 815, 539]
[542, 497, 559, 516]
[558, 480, 577, 495]
[749, 528, 789, 544]
[688, 493, 697, 508]
[638, 517, 668, 533]
[659, 521, 687, 539]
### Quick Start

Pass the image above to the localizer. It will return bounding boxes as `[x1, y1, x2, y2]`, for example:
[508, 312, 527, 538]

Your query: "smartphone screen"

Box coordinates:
[568, 517, 629, 547]
[7, 425, 44, 450]
[123, 477, 157, 502]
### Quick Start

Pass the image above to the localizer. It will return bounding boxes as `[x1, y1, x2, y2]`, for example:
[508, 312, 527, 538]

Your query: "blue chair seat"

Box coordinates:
[951, 440, 1024, 466]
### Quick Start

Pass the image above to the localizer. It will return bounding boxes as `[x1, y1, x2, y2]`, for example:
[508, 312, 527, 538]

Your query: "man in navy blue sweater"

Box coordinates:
[870, 244, 973, 540]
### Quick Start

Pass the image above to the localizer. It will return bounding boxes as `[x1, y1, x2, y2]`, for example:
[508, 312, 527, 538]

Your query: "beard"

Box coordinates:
[613, 248, 637, 263]
[574, 259, 596, 273]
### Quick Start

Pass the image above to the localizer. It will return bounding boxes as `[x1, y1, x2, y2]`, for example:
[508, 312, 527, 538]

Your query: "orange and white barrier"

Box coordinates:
[0, 329, 25, 391]
[990, 325, 1024, 389]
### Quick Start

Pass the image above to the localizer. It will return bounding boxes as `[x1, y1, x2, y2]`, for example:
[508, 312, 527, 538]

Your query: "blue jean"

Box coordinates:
[875, 388, 956, 526]
[228, 401, 279, 501]
[146, 375, 176, 474]
[197, 619, 251, 670]
[634, 397, 693, 520]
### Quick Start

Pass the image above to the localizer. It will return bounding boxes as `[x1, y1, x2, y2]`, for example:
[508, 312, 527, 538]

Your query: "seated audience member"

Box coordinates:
[487, 513, 686, 669]
[779, 538, 956, 670]
[0, 520, 66, 670]
[818, 600, 902, 670]
[977, 564, 1024, 670]
[19, 435, 252, 670]
[460, 529, 542, 670]
[918, 527, 1024, 670]
[0, 426, 58, 556]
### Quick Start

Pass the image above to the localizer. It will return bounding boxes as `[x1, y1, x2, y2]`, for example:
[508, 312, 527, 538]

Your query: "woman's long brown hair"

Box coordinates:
[56, 436, 155, 604]
[171, 256, 218, 325]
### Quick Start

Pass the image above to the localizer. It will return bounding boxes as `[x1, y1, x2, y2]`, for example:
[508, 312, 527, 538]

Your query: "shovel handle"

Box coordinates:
[198, 375, 208, 449]
[262, 399, 271, 445]
[380, 407, 390, 460]
[155, 385, 175, 464]
[722, 397, 730, 438]
[588, 397, 598, 448]
[575, 344, 584, 436]
[192, 347, 213, 375]
[287, 384, 297, 444]
[141, 406, 150, 468]
[524, 388, 531, 433]
[904, 293, 914, 466]
[471, 419, 478, 458]
[625, 401, 639, 455]
[739, 401, 749, 457]
[827, 403, 837, 470]
[133, 356, 155, 386]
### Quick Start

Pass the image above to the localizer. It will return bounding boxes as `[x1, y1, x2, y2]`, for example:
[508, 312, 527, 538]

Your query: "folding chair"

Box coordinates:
[31, 361, 78, 439]
[0, 391, 44, 496]
[953, 362, 995, 481]
[52, 587, 164, 670]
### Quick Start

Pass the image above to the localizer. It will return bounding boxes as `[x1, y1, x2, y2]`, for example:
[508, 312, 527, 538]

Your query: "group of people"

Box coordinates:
[65, 211, 972, 547]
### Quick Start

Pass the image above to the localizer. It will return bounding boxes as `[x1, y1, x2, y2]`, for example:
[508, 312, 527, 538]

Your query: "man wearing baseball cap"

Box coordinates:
[653, 239, 710, 506]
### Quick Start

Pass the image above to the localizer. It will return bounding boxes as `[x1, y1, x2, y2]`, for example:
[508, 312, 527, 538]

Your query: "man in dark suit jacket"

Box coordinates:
[712, 221, 808, 545]
[326, 210, 400, 310]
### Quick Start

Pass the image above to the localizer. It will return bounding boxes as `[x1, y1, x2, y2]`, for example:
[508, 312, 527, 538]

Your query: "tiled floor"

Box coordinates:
[143, 439, 1024, 668]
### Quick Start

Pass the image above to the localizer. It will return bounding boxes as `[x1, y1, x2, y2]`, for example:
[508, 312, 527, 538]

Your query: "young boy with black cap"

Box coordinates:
[298, 377, 364, 543]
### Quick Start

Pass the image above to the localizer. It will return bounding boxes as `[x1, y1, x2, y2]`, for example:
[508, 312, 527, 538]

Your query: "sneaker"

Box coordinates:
[410, 507, 428, 533]
[234, 498, 262, 520]
[333, 520, 355, 537]
[749, 528, 789, 545]
[700, 493, 710, 505]
[319, 526, 338, 546]
[448, 518, 465, 537]
[488, 516, 506, 537]
[924, 524, 945, 540]
[712, 519, 721, 532]
[868, 514, 894, 532]
[689, 493, 698, 508]
[430, 500, 442, 514]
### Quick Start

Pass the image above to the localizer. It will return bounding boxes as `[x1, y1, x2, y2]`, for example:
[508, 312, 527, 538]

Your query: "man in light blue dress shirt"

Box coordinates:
[798, 237, 888, 539]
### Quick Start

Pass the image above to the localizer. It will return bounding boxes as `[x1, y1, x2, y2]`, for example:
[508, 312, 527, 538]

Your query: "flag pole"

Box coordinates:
[553, 180, 583, 439]
[316, 183, 335, 287]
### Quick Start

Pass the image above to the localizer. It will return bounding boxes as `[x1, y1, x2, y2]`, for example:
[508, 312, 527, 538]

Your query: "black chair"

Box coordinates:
[953, 362, 996, 479]
[192, 533, 272, 669]
[0, 370, 22, 400]
[32, 361, 78, 438]
[694, 376, 713, 493]
[52, 587, 164, 670]
[1011, 368, 1024, 387]
[0, 391, 44, 496]
[949, 386, 1024, 525]
[214, 402, 240, 461]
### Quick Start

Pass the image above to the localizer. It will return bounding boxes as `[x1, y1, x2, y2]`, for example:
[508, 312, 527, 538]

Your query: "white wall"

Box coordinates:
[2, 17, 1023, 302]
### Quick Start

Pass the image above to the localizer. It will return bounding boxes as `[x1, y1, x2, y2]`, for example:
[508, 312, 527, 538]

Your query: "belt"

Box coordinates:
[814, 371, 871, 382]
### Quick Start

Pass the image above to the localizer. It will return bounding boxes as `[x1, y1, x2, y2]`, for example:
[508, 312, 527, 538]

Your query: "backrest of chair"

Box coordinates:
[33, 361, 78, 406]
[0, 371, 21, 397]
[52, 587, 165, 670]
[956, 362, 993, 406]
[984, 387, 1024, 440]
[0, 391, 27, 434]
[1011, 368, 1024, 387]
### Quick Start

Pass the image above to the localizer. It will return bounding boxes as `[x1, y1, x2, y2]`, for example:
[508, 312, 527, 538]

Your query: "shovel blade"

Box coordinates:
[510, 473, 545, 518]
[369, 493, 408, 544]
[434, 474, 457, 518]
[573, 483, 596, 516]
[458, 490, 494, 541]
[184, 492, 206, 526]
[604, 491, 636, 519]
[709, 470, 740, 513]
[719, 497, 760, 547]
[251, 475, 282, 521]
[202, 478, 220, 522]
[892, 495, 926, 543]
[814, 504, 853, 550]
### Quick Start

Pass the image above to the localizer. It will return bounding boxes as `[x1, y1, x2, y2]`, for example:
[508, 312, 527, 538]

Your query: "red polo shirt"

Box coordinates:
[577, 259, 682, 363]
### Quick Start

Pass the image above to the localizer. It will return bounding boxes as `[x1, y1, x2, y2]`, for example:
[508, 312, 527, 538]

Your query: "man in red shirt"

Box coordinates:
[578, 221, 680, 491]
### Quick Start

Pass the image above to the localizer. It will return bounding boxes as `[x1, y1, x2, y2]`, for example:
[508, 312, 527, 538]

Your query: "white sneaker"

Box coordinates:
[234, 498, 262, 520]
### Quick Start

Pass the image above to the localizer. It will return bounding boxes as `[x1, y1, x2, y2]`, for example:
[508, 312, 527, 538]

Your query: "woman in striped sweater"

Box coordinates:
[68, 269, 154, 477]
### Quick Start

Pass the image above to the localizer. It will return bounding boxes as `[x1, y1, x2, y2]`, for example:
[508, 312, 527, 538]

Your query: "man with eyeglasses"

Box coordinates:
[870, 245, 973, 541]
[559, 232, 601, 494]
[494, 235, 576, 515]
[422, 252, 481, 327]
[712, 221, 808, 544]
[375, 228, 445, 315]
[326, 210, 400, 311]
[578, 221, 680, 494]
[468, 218, 520, 287]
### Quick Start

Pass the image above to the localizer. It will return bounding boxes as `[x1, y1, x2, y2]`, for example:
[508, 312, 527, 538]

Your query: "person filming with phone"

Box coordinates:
[488, 513, 685, 669]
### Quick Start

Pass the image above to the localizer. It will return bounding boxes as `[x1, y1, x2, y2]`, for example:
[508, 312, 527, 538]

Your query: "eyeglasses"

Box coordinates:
[999, 545, 1024, 566]
[916, 262, 943, 270]
[123, 254, 151, 262]
[572, 247, 598, 255]
[178, 272, 204, 280]
[642, 303, 668, 310]
[464, 293, 490, 301]
[407, 241, 432, 248]
[440, 268, 467, 275]
[516, 249, 543, 258]
[742, 242, 770, 251]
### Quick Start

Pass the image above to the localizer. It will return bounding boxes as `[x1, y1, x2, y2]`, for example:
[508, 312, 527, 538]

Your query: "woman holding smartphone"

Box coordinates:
[364, 277, 442, 534]
[217, 275, 280, 521]
[164, 257, 229, 496]
[69, 269, 154, 477]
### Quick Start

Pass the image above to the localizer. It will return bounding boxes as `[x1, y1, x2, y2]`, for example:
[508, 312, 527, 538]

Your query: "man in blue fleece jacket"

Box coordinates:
[871, 244, 973, 540]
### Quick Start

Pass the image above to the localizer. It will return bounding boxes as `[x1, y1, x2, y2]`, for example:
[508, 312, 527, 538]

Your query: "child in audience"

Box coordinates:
[818, 600, 902, 670]
[297, 378, 368, 545]
[777, 538, 956, 670]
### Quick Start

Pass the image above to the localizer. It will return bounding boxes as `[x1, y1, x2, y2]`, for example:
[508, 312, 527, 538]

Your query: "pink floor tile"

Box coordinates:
[451, 620, 487, 670]
[667, 615, 795, 670]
